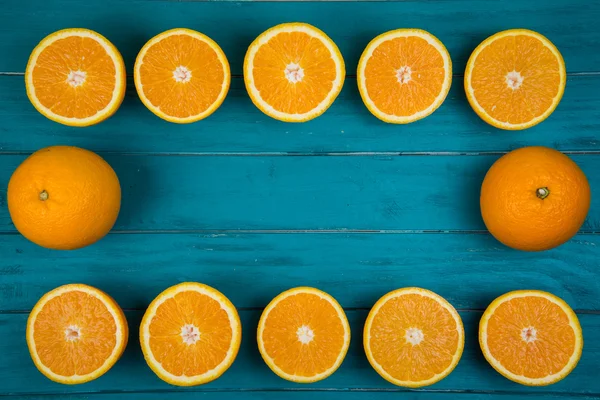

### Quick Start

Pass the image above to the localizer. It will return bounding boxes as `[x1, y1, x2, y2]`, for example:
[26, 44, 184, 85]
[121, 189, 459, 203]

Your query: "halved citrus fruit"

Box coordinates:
[257, 287, 350, 382]
[357, 29, 452, 124]
[465, 29, 566, 130]
[364, 287, 464, 387]
[134, 28, 230, 123]
[26, 284, 128, 384]
[25, 28, 126, 127]
[244, 23, 345, 122]
[140, 282, 241, 386]
[480, 290, 583, 386]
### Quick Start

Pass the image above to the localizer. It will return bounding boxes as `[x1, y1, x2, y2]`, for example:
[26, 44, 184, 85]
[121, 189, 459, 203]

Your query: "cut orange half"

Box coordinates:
[244, 23, 345, 122]
[364, 288, 464, 387]
[357, 29, 452, 124]
[479, 290, 583, 386]
[257, 287, 350, 383]
[26, 284, 128, 384]
[140, 282, 241, 386]
[134, 28, 230, 123]
[465, 29, 566, 130]
[25, 29, 126, 127]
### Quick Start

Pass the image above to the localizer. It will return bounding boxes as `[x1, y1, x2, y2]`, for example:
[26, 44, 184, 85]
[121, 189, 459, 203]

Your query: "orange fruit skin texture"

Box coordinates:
[7, 146, 121, 250]
[26, 284, 128, 384]
[480, 146, 590, 251]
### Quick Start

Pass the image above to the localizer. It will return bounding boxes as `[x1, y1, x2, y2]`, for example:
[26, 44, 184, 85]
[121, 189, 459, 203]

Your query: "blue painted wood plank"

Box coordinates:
[1, 75, 599, 153]
[0, 311, 598, 395]
[2, 0, 600, 74]
[1, 232, 599, 311]
[1, 154, 598, 232]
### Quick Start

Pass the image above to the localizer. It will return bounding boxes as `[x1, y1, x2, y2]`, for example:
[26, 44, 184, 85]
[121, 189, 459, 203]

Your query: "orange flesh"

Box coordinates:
[33, 291, 117, 376]
[252, 32, 336, 114]
[138, 34, 225, 118]
[470, 35, 561, 125]
[148, 291, 232, 376]
[32, 36, 116, 118]
[369, 294, 459, 382]
[486, 297, 575, 379]
[261, 292, 346, 377]
[364, 36, 445, 116]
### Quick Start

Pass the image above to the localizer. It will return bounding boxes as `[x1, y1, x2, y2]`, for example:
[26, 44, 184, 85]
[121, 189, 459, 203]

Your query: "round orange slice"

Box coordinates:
[140, 282, 241, 386]
[480, 290, 583, 386]
[465, 29, 566, 130]
[257, 287, 350, 383]
[364, 287, 464, 387]
[26, 284, 128, 384]
[357, 29, 452, 124]
[244, 23, 345, 122]
[25, 28, 126, 127]
[134, 28, 230, 123]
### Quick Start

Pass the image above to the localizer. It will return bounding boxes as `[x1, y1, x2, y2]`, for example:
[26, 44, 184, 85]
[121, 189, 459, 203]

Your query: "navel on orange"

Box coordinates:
[134, 28, 230, 123]
[257, 287, 350, 383]
[465, 29, 566, 130]
[480, 290, 583, 386]
[480, 146, 590, 251]
[26, 284, 128, 384]
[358, 29, 452, 123]
[25, 29, 126, 126]
[140, 282, 241, 386]
[244, 23, 345, 122]
[364, 288, 464, 387]
[7, 146, 121, 250]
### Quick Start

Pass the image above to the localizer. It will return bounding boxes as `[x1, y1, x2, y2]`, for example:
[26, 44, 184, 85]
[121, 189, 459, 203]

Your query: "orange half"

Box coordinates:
[26, 284, 128, 384]
[364, 287, 464, 387]
[357, 29, 452, 123]
[25, 29, 126, 127]
[479, 290, 583, 386]
[257, 287, 351, 382]
[140, 282, 241, 386]
[134, 28, 230, 123]
[465, 29, 566, 130]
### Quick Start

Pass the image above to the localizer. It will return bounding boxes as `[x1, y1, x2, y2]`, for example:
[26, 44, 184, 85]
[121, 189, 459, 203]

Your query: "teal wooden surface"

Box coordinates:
[1, 0, 600, 399]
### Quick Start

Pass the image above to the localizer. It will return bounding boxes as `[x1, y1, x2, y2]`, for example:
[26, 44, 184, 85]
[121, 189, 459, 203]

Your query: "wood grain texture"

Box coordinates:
[1, 310, 598, 395]
[1, 75, 600, 154]
[1, 154, 598, 232]
[2, 0, 600, 74]
[1, 233, 599, 311]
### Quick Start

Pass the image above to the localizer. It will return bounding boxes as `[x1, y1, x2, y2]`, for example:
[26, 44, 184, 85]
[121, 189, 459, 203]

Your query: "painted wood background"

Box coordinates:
[1, 0, 599, 398]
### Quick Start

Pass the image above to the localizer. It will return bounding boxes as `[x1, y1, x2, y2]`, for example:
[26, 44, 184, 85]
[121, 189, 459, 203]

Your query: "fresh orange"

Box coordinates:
[25, 28, 126, 127]
[357, 29, 452, 123]
[480, 290, 583, 386]
[480, 146, 590, 251]
[364, 288, 464, 387]
[244, 23, 345, 122]
[140, 282, 241, 386]
[7, 146, 121, 250]
[134, 28, 230, 123]
[257, 287, 350, 383]
[465, 29, 566, 130]
[26, 284, 128, 384]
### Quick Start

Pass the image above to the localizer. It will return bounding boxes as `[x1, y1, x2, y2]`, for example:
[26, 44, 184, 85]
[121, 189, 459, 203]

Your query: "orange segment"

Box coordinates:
[26, 284, 128, 384]
[140, 282, 241, 386]
[25, 29, 126, 127]
[465, 29, 566, 130]
[364, 288, 464, 387]
[479, 290, 583, 386]
[244, 23, 345, 122]
[134, 29, 230, 123]
[257, 287, 350, 382]
[357, 29, 452, 123]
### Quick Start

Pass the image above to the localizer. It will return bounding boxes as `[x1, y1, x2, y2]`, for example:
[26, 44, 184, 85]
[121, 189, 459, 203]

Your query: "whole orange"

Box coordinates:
[480, 146, 590, 251]
[7, 146, 121, 250]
